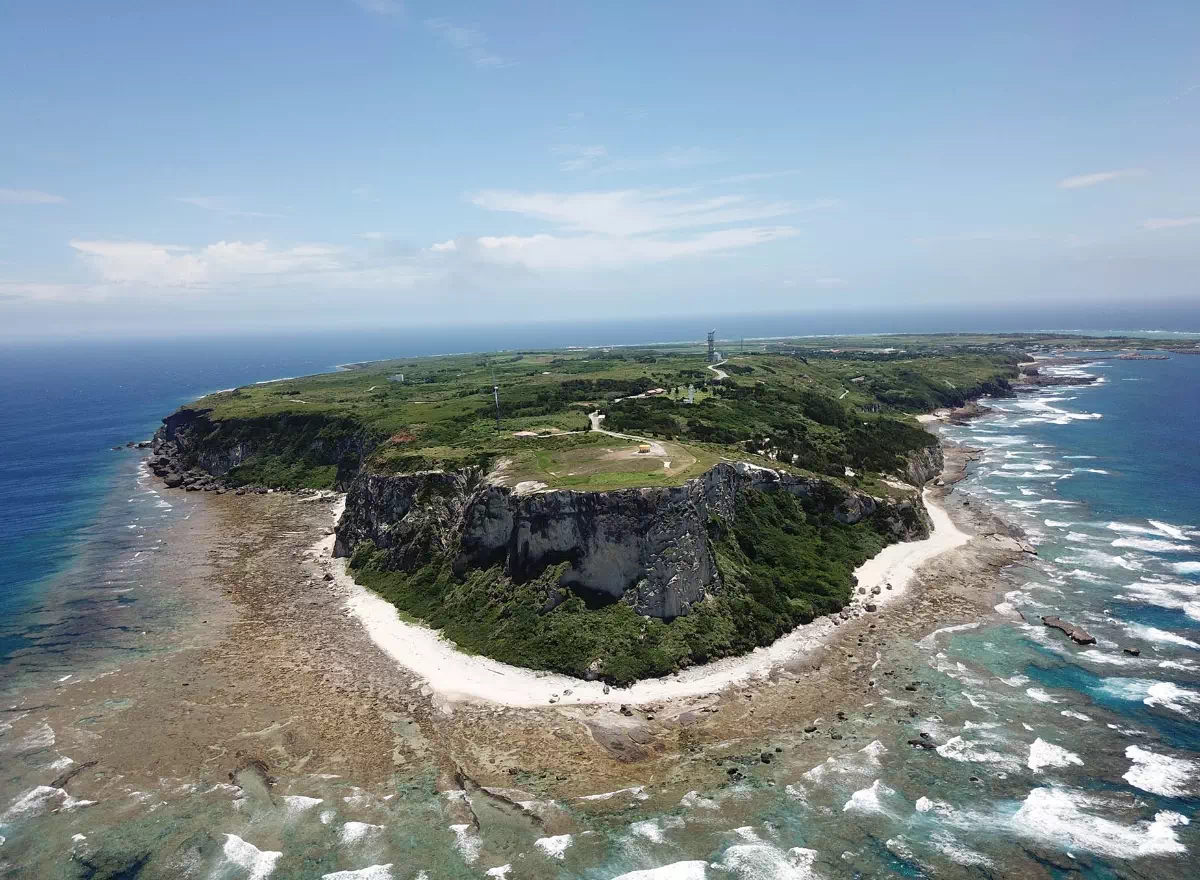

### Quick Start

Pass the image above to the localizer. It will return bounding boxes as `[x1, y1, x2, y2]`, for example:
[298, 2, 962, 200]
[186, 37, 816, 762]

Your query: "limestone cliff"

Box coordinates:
[901, 444, 945, 488]
[153, 407, 380, 490]
[335, 461, 932, 619]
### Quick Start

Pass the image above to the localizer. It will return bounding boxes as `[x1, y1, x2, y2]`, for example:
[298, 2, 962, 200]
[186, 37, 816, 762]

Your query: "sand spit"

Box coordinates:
[325, 487, 970, 708]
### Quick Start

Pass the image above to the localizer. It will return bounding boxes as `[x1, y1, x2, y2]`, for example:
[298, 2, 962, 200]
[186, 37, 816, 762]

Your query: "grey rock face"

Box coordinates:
[156, 407, 380, 490]
[902, 445, 945, 488]
[335, 461, 934, 619]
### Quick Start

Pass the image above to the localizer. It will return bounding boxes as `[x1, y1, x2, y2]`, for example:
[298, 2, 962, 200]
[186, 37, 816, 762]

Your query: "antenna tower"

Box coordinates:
[707, 329, 716, 363]
[491, 368, 502, 430]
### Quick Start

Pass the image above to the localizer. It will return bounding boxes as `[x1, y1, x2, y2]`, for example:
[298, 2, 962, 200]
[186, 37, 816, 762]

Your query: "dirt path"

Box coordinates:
[707, 359, 728, 380]
[587, 411, 667, 456]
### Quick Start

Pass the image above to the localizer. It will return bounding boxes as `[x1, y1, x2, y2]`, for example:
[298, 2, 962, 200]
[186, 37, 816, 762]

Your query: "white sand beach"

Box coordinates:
[320, 489, 970, 708]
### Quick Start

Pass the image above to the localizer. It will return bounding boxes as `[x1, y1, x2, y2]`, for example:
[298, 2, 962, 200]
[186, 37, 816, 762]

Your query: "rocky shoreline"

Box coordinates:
[0, 421, 1042, 880]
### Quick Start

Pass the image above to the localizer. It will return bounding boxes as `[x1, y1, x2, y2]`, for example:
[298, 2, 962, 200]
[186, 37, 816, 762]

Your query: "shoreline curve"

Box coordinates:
[320, 487, 970, 708]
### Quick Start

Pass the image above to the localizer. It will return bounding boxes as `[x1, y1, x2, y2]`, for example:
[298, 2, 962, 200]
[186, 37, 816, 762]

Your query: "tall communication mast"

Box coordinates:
[707, 329, 716, 363]
[491, 367, 502, 430]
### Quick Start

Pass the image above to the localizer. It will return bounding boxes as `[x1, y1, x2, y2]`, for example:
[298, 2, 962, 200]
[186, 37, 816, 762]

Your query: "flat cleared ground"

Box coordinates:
[493, 434, 720, 491]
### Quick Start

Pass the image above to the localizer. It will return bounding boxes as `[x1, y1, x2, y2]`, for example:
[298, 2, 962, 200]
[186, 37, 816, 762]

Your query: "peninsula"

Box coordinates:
[146, 333, 1175, 685]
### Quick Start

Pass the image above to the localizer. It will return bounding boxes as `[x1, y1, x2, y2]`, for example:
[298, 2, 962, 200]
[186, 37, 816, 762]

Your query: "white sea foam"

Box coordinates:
[1, 785, 95, 821]
[929, 830, 995, 868]
[4, 722, 56, 755]
[339, 822, 384, 844]
[935, 736, 1020, 772]
[1045, 519, 1072, 528]
[801, 740, 886, 784]
[1116, 581, 1200, 621]
[322, 867, 394, 880]
[1149, 520, 1190, 541]
[680, 790, 719, 811]
[1025, 688, 1060, 704]
[916, 623, 979, 650]
[1057, 549, 1143, 571]
[1028, 738, 1084, 772]
[915, 796, 954, 816]
[630, 820, 665, 843]
[1081, 649, 1147, 668]
[718, 842, 819, 880]
[611, 862, 708, 880]
[282, 795, 323, 815]
[1095, 677, 1200, 717]
[1009, 787, 1189, 858]
[1122, 745, 1198, 797]
[1122, 623, 1200, 650]
[1172, 561, 1200, 574]
[534, 834, 573, 859]
[1112, 537, 1194, 554]
[842, 779, 896, 816]
[221, 834, 282, 880]
[1060, 710, 1091, 721]
[577, 785, 648, 802]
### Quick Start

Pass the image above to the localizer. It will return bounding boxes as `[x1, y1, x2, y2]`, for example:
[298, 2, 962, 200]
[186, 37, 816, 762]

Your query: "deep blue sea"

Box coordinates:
[2, 315, 1200, 878]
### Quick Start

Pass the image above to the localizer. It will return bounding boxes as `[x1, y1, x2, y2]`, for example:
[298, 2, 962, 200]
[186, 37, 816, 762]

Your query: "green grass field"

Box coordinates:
[171, 330, 1187, 492]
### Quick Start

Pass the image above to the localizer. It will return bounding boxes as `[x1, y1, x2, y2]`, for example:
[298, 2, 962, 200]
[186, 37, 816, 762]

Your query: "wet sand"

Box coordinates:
[0, 437, 1032, 873]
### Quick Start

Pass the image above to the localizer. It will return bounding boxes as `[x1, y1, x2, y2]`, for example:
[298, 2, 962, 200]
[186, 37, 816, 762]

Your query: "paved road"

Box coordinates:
[707, 360, 728, 380]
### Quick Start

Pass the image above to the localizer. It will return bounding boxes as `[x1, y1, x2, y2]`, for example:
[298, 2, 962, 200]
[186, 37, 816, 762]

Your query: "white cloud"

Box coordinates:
[175, 196, 287, 218]
[1057, 168, 1147, 189]
[429, 239, 458, 252]
[553, 144, 608, 172]
[70, 239, 344, 287]
[469, 227, 798, 270]
[596, 146, 722, 174]
[425, 18, 511, 69]
[470, 188, 803, 237]
[444, 184, 817, 271]
[0, 188, 66, 204]
[1142, 216, 1200, 230]
[559, 146, 722, 176]
[351, 0, 402, 16]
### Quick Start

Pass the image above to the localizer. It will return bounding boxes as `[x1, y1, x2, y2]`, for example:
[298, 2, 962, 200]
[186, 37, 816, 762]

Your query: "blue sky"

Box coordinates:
[2, 1, 1198, 338]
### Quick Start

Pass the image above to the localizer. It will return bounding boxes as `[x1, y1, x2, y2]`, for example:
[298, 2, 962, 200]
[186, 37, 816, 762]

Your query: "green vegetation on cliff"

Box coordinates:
[166, 335, 1022, 491]
[348, 486, 894, 684]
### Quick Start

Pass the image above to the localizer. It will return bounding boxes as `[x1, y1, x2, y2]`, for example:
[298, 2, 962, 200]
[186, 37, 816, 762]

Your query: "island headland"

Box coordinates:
[144, 333, 1170, 690]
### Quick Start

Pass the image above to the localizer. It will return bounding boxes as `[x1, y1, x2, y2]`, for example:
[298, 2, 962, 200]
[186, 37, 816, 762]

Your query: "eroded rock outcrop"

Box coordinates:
[153, 407, 380, 490]
[335, 461, 932, 619]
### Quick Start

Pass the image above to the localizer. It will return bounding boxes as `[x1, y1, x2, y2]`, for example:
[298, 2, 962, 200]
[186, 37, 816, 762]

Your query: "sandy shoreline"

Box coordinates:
[322, 485, 971, 708]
